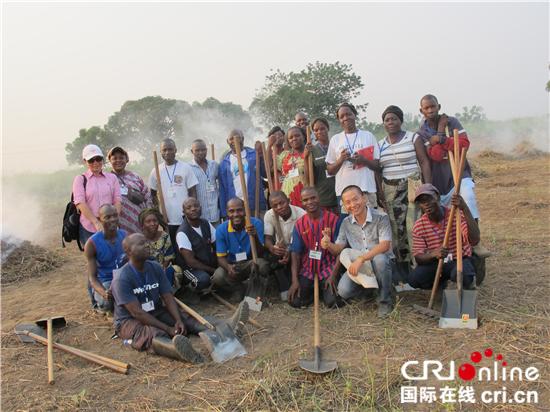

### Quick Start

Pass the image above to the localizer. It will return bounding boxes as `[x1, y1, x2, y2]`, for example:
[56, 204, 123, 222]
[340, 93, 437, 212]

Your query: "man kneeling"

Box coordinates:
[111, 233, 248, 363]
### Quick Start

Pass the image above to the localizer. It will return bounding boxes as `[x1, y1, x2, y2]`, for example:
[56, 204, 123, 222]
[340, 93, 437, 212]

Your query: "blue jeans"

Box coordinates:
[79, 225, 95, 246]
[337, 253, 393, 305]
[93, 280, 113, 312]
[408, 257, 476, 289]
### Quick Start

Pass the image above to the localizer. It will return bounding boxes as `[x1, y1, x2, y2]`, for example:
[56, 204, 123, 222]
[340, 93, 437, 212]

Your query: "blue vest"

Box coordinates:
[90, 229, 126, 283]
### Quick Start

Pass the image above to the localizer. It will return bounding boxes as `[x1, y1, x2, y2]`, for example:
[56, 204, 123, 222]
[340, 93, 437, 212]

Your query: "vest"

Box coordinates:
[177, 218, 217, 268]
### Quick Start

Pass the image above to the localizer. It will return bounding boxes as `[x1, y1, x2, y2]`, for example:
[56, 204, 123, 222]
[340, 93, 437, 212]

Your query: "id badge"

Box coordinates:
[206, 183, 216, 192]
[120, 186, 129, 196]
[309, 250, 322, 260]
[444, 253, 453, 263]
[167, 186, 177, 198]
[288, 168, 299, 178]
[141, 300, 155, 312]
[235, 251, 247, 262]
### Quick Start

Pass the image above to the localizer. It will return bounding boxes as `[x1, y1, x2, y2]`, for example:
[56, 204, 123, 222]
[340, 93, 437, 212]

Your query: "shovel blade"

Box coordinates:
[439, 289, 478, 329]
[198, 323, 247, 363]
[14, 323, 46, 343]
[299, 346, 337, 374]
[36, 316, 66, 329]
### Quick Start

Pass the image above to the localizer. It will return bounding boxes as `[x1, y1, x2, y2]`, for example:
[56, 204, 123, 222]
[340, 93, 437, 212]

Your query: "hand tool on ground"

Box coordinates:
[299, 255, 337, 374]
[15, 323, 129, 374]
[36, 316, 66, 329]
[306, 126, 314, 186]
[153, 150, 169, 220]
[234, 138, 268, 311]
[255, 141, 261, 218]
[211, 291, 265, 329]
[174, 298, 247, 363]
[47, 318, 54, 384]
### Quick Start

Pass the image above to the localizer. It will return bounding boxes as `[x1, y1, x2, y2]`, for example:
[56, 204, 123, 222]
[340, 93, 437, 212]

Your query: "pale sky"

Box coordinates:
[2, 1, 549, 174]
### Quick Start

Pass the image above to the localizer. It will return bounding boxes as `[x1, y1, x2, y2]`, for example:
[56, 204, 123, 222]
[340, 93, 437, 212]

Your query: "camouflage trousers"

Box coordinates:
[382, 175, 421, 264]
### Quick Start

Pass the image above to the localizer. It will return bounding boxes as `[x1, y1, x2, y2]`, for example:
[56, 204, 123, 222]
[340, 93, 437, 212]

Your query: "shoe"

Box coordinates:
[377, 303, 393, 318]
[228, 301, 249, 336]
[151, 335, 204, 364]
[473, 244, 492, 258]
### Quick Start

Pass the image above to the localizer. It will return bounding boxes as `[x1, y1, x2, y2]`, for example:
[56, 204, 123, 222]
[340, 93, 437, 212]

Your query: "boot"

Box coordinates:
[227, 301, 249, 337]
[473, 243, 492, 258]
[151, 335, 204, 364]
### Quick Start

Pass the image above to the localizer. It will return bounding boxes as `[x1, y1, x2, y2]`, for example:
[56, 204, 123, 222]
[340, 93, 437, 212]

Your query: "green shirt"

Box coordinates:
[311, 144, 337, 208]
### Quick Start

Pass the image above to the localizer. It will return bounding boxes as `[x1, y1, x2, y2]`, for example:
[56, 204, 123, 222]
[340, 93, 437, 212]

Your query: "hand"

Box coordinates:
[350, 152, 366, 166]
[102, 288, 112, 301]
[320, 227, 332, 250]
[268, 133, 277, 147]
[272, 243, 287, 257]
[278, 250, 290, 265]
[304, 143, 313, 158]
[429, 135, 441, 146]
[173, 320, 186, 336]
[288, 280, 300, 303]
[348, 257, 366, 277]
[432, 247, 448, 260]
[338, 148, 351, 163]
[324, 272, 339, 295]
[93, 220, 103, 232]
[255, 140, 262, 153]
[437, 114, 449, 132]
[245, 224, 257, 237]
[451, 193, 466, 210]
[227, 264, 238, 280]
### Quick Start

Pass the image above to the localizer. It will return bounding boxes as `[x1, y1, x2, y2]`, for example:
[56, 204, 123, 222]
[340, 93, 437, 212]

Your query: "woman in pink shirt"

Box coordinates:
[72, 144, 122, 244]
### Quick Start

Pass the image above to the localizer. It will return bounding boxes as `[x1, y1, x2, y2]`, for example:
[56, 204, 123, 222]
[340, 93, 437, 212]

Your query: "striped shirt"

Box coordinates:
[190, 159, 220, 223]
[290, 211, 339, 280]
[379, 131, 419, 180]
[412, 207, 472, 258]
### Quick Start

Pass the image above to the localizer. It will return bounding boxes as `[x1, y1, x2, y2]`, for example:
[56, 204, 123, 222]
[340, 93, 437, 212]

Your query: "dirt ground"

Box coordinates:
[2, 154, 549, 411]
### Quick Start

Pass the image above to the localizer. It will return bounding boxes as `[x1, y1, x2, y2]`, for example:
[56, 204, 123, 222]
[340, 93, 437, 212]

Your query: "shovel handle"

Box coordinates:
[175, 298, 215, 330]
[153, 151, 169, 220]
[313, 272, 320, 348]
[211, 143, 215, 161]
[255, 142, 261, 218]
[47, 318, 54, 384]
[306, 126, 314, 186]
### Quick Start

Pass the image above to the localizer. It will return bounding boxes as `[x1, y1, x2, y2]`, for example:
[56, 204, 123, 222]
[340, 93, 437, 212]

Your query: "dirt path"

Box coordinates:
[2, 154, 549, 411]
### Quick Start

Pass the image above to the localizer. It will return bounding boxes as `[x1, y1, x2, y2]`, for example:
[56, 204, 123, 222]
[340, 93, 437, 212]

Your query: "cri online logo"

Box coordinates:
[401, 348, 540, 382]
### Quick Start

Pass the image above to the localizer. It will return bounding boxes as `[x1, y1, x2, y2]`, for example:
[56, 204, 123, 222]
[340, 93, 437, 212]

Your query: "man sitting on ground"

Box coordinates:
[213, 198, 270, 301]
[409, 184, 480, 290]
[263, 191, 306, 301]
[111, 233, 249, 363]
[85, 204, 127, 313]
[321, 185, 394, 317]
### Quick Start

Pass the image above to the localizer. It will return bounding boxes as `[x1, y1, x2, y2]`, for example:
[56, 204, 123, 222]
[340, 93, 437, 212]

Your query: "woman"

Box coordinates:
[73, 144, 121, 245]
[277, 126, 307, 207]
[108, 146, 152, 234]
[139, 208, 180, 289]
[377, 105, 432, 277]
[304, 117, 338, 213]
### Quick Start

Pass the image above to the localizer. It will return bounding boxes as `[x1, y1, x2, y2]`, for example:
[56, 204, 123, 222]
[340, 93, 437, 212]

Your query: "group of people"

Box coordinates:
[72, 94, 489, 363]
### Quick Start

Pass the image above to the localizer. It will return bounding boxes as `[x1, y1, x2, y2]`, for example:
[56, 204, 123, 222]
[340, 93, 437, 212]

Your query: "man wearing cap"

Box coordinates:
[409, 183, 480, 289]
[148, 138, 198, 249]
[320, 185, 394, 317]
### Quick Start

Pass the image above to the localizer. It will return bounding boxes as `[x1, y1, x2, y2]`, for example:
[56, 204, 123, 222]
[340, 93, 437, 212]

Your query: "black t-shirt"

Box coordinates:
[312, 144, 337, 207]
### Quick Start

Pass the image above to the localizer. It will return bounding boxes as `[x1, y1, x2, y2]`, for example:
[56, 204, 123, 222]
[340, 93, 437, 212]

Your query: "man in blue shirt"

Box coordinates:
[213, 198, 270, 301]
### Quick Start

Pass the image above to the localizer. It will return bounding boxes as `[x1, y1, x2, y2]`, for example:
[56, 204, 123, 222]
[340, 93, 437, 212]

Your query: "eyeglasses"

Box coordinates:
[87, 156, 104, 164]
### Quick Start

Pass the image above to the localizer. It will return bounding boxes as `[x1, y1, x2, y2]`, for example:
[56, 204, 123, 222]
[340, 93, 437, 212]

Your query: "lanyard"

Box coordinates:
[129, 263, 150, 301]
[165, 161, 178, 184]
[344, 131, 359, 154]
[308, 211, 325, 248]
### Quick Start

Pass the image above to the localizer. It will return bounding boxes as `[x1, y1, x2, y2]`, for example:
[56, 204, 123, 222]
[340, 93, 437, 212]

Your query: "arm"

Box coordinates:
[288, 252, 301, 302]
[160, 293, 186, 334]
[77, 203, 102, 231]
[188, 185, 197, 199]
[123, 300, 179, 337]
[352, 155, 380, 172]
[180, 249, 216, 274]
[326, 148, 351, 175]
[217, 255, 236, 279]
[451, 194, 480, 246]
[265, 234, 287, 257]
[84, 240, 110, 300]
[414, 136, 432, 184]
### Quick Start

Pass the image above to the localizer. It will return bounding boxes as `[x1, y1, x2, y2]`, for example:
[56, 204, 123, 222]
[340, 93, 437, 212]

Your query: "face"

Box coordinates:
[109, 152, 128, 173]
[416, 194, 439, 216]
[270, 195, 291, 218]
[312, 121, 329, 142]
[273, 131, 285, 146]
[342, 188, 367, 216]
[191, 142, 207, 162]
[142, 213, 159, 235]
[99, 206, 119, 231]
[227, 133, 244, 153]
[337, 106, 356, 131]
[301, 189, 320, 214]
[295, 114, 308, 128]
[183, 198, 202, 220]
[160, 141, 177, 163]
[86, 156, 104, 173]
[227, 200, 245, 226]
[383, 113, 402, 135]
[420, 98, 440, 121]
[287, 128, 305, 150]
[128, 234, 150, 260]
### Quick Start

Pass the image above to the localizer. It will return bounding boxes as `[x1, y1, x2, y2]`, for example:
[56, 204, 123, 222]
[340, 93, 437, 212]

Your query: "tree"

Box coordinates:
[250, 61, 367, 128]
[65, 126, 107, 165]
[454, 105, 487, 123]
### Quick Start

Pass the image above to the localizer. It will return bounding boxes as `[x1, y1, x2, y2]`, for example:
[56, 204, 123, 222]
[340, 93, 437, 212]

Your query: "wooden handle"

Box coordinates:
[255, 142, 261, 218]
[313, 271, 320, 347]
[234, 138, 258, 263]
[306, 126, 314, 186]
[211, 143, 215, 161]
[272, 146, 280, 191]
[153, 151, 169, 220]
[47, 318, 54, 384]
[25, 331, 128, 374]
[175, 298, 215, 330]
[261, 142, 274, 194]
[211, 292, 265, 329]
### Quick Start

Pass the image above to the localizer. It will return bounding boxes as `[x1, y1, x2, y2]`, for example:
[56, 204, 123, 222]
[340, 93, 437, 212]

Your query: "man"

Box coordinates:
[213, 198, 270, 301]
[84, 204, 127, 313]
[176, 198, 216, 293]
[326, 103, 380, 209]
[189, 139, 220, 226]
[294, 111, 316, 144]
[288, 187, 341, 308]
[263, 191, 306, 300]
[409, 184, 480, 290]
[321, 185, 394, 317]
[111, 233, 249, 363]
[218, 129, 266, 218]
[149, 138, 198, 247]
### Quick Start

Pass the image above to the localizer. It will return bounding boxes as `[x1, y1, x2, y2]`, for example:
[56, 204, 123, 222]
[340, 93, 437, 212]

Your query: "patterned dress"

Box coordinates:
[112, 170, 152, 234]
[146, 231, 176, 267]
[277, 150, 306, 207]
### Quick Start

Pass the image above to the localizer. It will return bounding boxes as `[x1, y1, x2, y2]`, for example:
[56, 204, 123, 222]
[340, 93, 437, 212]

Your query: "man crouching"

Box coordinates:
[111, 233, 248, 363]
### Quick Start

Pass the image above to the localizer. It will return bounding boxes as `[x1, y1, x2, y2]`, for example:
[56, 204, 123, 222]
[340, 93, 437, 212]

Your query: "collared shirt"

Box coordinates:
[73, 170, 122, 233]
[215, 217, 264, 263]
[264, 205, 306, 245]
[336, 207, 393, 254]
[189, 158, 220, 223]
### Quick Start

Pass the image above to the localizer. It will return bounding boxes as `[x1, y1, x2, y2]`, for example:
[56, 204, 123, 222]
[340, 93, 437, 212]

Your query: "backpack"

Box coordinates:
[62, 175, 87, 251]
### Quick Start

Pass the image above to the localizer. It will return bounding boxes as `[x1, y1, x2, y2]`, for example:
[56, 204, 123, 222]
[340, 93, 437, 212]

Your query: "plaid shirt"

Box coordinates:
[190, 159, 220, 223]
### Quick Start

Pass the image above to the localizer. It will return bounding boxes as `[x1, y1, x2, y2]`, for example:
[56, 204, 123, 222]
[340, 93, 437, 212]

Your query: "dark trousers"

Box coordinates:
[266, 253, 291, 292]
[408, 257, 476, 290]
[289, 275, 340, 308]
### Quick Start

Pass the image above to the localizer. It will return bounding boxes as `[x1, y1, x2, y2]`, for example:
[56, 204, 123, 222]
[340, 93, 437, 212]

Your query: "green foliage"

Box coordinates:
[65, 126, 106, 165]
[250, 61, 367, 128]
[454, 105, 487, 123]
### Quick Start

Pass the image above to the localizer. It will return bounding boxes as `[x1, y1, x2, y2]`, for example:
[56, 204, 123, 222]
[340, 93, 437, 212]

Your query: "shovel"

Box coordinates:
[174, 298, 247, 363]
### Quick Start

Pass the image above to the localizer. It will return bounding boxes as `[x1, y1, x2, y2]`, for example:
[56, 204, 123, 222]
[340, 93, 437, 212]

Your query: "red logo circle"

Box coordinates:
[458, 363, 476, 381]
[496, 354, 503, 361]
[470, 351, 482, 363]
[484, 348, 493, 357]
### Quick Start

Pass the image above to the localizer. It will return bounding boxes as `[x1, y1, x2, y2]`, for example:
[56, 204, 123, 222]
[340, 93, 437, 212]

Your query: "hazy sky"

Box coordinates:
[2, 2, 549, 174]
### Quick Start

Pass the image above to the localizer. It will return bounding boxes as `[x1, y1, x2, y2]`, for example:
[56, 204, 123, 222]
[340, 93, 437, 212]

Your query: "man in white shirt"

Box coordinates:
[326, 103, 380, 209]
[149, 138, 198, 247]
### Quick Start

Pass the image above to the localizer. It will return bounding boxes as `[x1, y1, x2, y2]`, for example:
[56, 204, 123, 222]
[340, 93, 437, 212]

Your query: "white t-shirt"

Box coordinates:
[229, 150, 249, 199]
[264, 205, 306, 245]
[326, 129, 380, 195]
[149, 161, 198, 225]
[176, 222, 217, 250]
